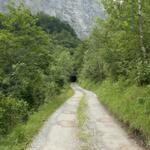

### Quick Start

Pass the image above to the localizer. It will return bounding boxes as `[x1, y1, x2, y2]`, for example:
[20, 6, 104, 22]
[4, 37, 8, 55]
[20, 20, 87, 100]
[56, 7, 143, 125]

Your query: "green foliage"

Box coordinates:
[77, 96, 91, 150]
[0, 4, 77, 137]
[0, 5, 54, 108]
[52, 48, 73, 86]
[0, 97, 28, 136]
[77, 96, 87, 129]
[37, 12, 76, 36]
[36, 12, 80, 49]
[0, 88, 73, 150]
[81, 80, 150, 148]
[80, 47, 105, 82]
[36, 12, 81, 79]
[80, 0, 150, 85]
[79, 1, 150, 146]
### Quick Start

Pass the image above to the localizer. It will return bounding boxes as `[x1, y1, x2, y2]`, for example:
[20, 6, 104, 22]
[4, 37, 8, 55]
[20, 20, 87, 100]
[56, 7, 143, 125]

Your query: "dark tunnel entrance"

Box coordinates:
[70, 75, 77, 82]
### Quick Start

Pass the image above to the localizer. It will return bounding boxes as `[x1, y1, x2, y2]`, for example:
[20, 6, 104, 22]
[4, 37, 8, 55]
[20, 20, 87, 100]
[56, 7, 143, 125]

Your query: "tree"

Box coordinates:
[80, 0, 150, 84]
[138, 0, 147, 60]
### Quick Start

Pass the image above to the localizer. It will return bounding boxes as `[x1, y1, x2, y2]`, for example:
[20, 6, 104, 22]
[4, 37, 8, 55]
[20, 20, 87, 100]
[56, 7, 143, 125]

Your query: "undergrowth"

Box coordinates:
[0, 88, 73, 150]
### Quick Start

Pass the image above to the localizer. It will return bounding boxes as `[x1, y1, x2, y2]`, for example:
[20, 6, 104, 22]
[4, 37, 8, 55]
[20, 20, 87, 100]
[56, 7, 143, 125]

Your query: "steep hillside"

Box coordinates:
[0, 0, 105, 38]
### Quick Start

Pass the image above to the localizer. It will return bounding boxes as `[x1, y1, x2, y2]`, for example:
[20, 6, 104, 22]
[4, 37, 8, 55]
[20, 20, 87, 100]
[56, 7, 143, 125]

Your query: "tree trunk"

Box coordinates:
[138, 0, 147, 60]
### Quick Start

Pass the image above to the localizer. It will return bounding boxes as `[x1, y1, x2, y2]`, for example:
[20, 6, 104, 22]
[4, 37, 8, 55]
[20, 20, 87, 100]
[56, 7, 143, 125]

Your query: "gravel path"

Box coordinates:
[27, 84, 144, 150]
[27, 84, 83, 150]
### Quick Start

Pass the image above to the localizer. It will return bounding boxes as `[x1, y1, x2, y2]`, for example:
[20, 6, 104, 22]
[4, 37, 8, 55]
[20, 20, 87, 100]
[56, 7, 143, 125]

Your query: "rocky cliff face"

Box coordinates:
[0, 0, 105, 38]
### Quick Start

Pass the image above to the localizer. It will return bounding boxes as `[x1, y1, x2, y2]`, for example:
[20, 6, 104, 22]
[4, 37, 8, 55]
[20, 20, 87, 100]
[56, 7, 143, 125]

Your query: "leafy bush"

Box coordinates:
[0, 97, 28, 135]
[135, 61, 150, 85]
[0, 88, 73, 150]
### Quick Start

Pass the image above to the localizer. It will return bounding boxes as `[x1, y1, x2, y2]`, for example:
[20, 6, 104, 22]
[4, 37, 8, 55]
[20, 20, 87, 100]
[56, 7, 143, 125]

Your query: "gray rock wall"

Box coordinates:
[0, 0, 105, 38]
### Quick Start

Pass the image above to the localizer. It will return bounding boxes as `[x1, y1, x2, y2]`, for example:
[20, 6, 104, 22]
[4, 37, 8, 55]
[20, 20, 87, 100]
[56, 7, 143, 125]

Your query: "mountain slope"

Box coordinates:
[0, 0, 105, 38]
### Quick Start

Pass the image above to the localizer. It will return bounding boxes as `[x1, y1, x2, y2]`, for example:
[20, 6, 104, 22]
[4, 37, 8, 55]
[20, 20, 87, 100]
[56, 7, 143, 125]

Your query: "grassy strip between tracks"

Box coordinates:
[77, 95, 91, 150]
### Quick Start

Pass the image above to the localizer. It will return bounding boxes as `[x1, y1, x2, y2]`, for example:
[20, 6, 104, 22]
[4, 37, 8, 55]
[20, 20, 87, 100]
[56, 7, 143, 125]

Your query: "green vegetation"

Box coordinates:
[1, 0, 150, 148]
[78, 0, 150, 148]
[36, 12, 80, 49]
[80, 80, 150, 147]
[77, 96, 90, 150]
[80, 0, 150, 85]
[0, 88, 73, 150]
[0, 3, 79, 141]
[77, 96, 87, 139]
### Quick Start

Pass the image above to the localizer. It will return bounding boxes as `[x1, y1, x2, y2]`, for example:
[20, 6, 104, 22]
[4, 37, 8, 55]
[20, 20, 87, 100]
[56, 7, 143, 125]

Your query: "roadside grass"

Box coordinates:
[77, 95, 90, 150]
[0, 87, 73, 150]
[80, 79, 150, 149]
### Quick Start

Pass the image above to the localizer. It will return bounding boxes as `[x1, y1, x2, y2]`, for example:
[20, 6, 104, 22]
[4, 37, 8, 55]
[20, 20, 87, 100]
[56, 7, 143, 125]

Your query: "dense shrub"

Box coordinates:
[0, 97, 28, 135]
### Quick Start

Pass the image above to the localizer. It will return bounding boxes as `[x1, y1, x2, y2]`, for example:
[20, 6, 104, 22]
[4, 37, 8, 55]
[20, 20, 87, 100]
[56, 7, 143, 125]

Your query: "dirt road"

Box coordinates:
[27, 84, 143, 150]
